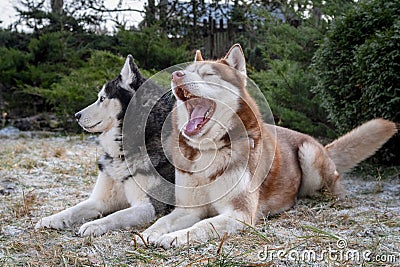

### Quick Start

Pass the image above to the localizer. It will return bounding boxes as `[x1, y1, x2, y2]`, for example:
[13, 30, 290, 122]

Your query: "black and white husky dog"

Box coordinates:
[35, 55, 175, 236]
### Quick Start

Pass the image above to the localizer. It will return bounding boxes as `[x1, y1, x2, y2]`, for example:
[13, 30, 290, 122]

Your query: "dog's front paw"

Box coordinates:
[156, 231, 190, 249]
[78, 220, 109, 236]
[137, 229, 165, 246]
[35, 215, 69, 230]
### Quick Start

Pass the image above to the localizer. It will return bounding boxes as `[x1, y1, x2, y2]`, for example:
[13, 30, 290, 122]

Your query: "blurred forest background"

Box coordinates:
[0, 0, 398, 163]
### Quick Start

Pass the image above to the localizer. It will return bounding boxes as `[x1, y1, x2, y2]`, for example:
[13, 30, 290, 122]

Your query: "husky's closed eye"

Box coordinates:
[202, 71, 216, 76]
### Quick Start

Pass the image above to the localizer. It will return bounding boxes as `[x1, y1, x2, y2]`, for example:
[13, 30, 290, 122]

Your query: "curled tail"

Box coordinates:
[325, 119, 398, 174]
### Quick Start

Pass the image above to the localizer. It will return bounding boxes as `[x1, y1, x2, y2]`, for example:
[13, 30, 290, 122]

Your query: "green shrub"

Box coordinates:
[0, 32, 87, 117]
[115, 26, 191, 70]
[250, 60, 335, 138]
[0, 47, 31, 86]
[24, 51, 125, 130]
[243, 11, 336, 138]
[0, 29, 31, 52]
[0, 47, 37, 115]
[28, 32, 84, 67]
[312, 0, 400, 163]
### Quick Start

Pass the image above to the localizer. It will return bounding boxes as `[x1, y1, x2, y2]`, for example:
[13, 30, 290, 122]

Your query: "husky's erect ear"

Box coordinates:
[224, 44, 246, 76]
[120, 55, 140, 90]
[194, 50, 204, 62]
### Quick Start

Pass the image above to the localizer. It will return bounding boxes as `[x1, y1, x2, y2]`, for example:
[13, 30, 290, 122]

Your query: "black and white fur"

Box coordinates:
[35, 55, 175, 236]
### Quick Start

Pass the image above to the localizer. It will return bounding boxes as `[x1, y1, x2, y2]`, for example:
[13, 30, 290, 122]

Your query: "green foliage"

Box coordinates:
[0, 29, 31, 51]
[0, 47, 31, 86]
[0, 30, 119, 118]
[25, 32, 86, 89]
[0, 47, 38, 115]
[29, 32, 72, 64]
[115, 26, 191, 70]
[265, 22, 322, 66]
[15, 0, 104, 34]
[0, 0, 369, 141]
[28, 31, 90, 69]
[24, 51, 124, 129]
[250, 60, 335, 138]
[247, 12, 334, 138]
[312, 0, 400, 163]
[0, 24, 191, 126]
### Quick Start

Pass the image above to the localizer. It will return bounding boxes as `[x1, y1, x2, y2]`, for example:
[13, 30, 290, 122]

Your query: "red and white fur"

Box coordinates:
[140, 44, 398, 248]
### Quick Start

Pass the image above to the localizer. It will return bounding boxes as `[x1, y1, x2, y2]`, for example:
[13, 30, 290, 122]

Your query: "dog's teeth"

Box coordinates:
[205, 110, 210, 118]
[182, 89, 196, 99]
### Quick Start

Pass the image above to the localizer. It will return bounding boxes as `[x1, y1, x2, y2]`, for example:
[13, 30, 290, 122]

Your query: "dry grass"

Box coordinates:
[0, 135, 399, 266]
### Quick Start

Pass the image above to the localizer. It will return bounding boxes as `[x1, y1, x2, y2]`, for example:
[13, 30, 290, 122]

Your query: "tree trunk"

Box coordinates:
[159, 0, 168, 22]
[145, 0, 156, 26]
[51, 0, 63, 14]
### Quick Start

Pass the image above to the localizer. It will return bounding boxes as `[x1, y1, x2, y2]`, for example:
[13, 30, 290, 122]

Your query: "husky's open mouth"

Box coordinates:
[175, 86, 216, 136]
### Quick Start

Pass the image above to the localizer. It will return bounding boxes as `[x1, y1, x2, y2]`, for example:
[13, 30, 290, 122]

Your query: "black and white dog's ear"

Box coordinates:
[120, 55, 141, 90]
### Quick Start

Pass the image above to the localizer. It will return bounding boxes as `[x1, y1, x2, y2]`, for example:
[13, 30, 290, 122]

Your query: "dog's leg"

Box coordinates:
[155, 210, 249, 249]
[78, 176, 156, 236]
[141, 207, 206, 245]
[35, 172, 127, 230]
[78, 203, 155, 236]
[298, 142, 345, 198]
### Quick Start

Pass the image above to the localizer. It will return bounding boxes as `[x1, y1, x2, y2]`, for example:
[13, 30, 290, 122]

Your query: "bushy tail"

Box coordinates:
[325, 119, 398, 173]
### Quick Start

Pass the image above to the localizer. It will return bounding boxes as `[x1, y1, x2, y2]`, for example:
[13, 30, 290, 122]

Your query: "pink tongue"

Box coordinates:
[185, 105, 208, 134]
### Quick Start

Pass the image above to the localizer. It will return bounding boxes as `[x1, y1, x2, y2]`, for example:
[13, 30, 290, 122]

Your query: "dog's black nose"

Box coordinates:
[75, 112, 82, 121]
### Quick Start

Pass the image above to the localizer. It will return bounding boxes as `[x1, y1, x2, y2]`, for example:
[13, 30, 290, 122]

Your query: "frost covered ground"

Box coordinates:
[0, 133, 399, 266]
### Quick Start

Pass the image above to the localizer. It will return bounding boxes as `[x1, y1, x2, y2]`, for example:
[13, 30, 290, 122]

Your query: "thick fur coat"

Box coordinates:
[35, 55, 174, 236]
[140, 44, 398, 248]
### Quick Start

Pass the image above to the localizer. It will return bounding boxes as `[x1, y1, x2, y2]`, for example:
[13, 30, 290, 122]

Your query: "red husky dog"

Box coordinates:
[141, 44, 397, 248]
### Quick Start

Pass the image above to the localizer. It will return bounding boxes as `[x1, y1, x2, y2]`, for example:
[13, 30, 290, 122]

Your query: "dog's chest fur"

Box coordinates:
[97, 125, 154, 179]
[97, 127, 131, 181]
[172, 133, 255, 211]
